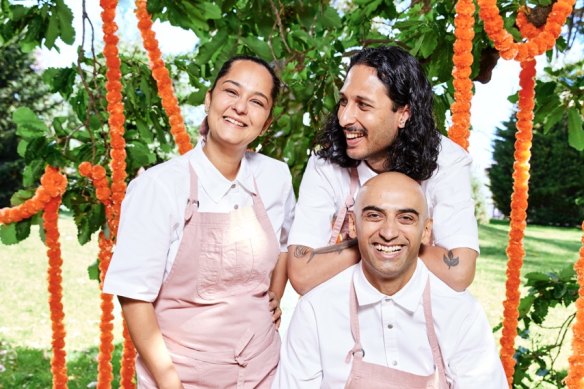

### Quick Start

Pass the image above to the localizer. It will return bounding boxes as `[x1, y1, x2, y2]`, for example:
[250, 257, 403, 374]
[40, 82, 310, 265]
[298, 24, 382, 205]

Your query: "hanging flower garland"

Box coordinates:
[477, 0, 575, 61]
[515, 7, 544, 40]
[0, 166, 67, 224]
[101, 0, 127, 238]
[120, 323, 137, 388]
[43, 194, 69, 388]
[566, 222, 584, 388]
[448, 0, 475, 150]
[498, 58, 536, 383]
[135, 0, 193, 155]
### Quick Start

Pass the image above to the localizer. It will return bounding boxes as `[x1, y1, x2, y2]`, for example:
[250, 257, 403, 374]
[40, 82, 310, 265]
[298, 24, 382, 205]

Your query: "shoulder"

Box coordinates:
[245, 151, 292, 179]
[301, 265, 355, 306]
[428, 271, 483, 322]
[126, 152, 191, 194]
[436, 135, 473, 168]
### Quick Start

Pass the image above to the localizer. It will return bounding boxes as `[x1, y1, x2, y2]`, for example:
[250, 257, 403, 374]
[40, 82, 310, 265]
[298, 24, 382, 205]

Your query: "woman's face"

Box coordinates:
[205, 60, 274, 151]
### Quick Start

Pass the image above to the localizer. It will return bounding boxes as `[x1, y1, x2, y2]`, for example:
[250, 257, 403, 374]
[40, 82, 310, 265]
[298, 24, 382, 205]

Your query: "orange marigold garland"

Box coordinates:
[43, 194, 69, 389]
[0, 166, 67, 225]
[101, 0, 127, 238]
[566, 221, 584, 388]
[499, 58, 536, 384]
[120, 321, 138, 388]
[478, 0, 575, 61]
[448, 0, 475, 150]
[135, 0, 193, 155]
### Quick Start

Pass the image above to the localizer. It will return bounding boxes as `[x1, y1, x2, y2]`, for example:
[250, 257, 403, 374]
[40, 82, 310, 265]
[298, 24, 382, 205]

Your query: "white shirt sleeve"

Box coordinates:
[273, 298, 323, 388]
[103, 172, 180, 302]
[427, 138, 479, 252]
[447, 303, 508, 388]
[287, 155, 341, 249]
[279, 176, 296, 251]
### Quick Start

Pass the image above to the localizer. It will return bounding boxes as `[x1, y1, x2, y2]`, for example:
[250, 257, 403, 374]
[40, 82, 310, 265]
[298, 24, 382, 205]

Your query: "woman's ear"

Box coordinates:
[204, 91, 211, 113]
[261, 116, 273, 135]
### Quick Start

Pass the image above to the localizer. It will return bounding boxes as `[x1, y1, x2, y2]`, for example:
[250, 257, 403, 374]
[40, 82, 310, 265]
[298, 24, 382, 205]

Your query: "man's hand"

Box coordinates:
[269, 290, 282, 329]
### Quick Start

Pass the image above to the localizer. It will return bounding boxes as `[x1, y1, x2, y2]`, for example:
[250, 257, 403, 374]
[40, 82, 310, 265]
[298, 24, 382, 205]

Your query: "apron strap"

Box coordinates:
[346, 275, 365, 363]
[422, 279, 450, 388]
[185, 164, 200, 222]
[329, 167, 359, 245]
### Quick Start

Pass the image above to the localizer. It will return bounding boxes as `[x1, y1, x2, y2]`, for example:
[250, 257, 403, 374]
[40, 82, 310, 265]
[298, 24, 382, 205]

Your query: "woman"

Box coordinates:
[103, 55, 295, 388]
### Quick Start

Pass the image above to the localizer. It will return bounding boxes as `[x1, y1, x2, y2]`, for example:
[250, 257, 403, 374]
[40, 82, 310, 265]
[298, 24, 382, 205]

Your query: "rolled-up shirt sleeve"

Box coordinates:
[103, 172, 178, 302]
[427, 140, 479, 253]
[287, 155, 340, 249]
[273, 298, 323, 388]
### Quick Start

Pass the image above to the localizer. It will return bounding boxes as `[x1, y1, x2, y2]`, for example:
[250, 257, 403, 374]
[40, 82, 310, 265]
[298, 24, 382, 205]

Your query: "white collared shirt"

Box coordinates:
[288, 135, 479, 252]
[103, 141, 295, 301]
[273, 260, 507, 389]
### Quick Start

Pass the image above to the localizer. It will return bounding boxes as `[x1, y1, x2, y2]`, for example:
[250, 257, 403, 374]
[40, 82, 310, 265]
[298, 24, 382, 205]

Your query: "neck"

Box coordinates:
[363, 260, 417, 297]
[365, 158, 389, 174]
[203, 138, 245, 181]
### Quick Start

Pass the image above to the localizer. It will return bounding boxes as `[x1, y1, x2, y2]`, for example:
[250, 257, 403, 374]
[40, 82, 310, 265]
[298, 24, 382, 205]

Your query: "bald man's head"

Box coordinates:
[354, 172, 432, 295]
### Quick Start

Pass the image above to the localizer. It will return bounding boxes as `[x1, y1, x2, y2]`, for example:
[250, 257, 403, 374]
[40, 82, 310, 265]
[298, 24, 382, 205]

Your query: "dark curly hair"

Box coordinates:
[314, 46, 441, 182]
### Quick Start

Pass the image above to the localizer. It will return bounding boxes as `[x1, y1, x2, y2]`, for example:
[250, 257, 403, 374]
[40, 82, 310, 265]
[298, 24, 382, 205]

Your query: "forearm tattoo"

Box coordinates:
[294, 239, 358, 264]
[443, 250, 460, 269]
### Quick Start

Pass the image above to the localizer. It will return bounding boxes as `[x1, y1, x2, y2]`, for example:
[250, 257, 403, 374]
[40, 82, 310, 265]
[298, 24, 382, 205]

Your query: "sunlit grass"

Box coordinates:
[0, 216, 580, 387]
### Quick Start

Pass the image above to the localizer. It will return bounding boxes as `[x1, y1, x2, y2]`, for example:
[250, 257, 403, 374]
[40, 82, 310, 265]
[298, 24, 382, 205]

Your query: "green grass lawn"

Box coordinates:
[0, 216, 581, 387]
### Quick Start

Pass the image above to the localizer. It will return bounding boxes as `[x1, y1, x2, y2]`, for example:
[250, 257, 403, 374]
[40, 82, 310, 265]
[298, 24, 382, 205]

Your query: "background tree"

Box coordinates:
[0, 0, 581, 238]
[489, 114, 584, 227]
[0, 40, 57, 207]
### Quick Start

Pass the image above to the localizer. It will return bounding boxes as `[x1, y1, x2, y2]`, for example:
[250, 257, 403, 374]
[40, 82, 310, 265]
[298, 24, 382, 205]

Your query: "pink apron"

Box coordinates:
[136, 165, 281, 388]
[329, 167, 359, 245]
[344, 277, 450, 389]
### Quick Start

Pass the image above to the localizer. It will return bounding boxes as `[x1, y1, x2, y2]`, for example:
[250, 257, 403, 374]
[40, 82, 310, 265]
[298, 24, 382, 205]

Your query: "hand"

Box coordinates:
[268, 291, 282, 329]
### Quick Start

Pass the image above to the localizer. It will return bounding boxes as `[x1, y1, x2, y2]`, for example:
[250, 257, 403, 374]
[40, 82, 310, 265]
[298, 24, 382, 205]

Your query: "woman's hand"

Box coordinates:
[268, 291, 282, 329]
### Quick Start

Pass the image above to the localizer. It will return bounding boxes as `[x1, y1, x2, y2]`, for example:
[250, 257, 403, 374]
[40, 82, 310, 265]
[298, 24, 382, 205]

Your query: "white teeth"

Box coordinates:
[345, 132, 363, 139]
[374, 244, 401, 253]
[225, 117, 245, 127]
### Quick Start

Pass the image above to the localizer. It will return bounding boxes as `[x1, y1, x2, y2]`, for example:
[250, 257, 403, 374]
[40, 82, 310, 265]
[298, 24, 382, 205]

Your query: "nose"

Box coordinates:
[338, 102, 356, 128]
[232, 97, 247, 114]
[378, 218, 398, 242]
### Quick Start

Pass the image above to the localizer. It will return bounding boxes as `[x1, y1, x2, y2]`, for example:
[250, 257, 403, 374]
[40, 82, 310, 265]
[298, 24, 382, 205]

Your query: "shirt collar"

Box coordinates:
[354, 259, 428, 314]
[356, 161, 377, 186]
[189, 141, 256, 203]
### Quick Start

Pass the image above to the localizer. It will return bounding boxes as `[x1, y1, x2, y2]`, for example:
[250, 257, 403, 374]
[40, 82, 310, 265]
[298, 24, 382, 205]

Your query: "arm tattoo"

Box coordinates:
[294, 239, 358, 264]
[443, 250, 460, 269]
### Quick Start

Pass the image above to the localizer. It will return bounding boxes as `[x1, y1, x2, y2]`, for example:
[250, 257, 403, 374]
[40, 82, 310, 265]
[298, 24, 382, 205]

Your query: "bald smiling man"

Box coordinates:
[273, 172, 506, 389]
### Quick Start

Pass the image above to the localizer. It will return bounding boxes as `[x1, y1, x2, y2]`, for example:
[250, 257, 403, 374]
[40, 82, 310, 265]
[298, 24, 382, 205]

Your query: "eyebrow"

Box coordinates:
[361, 205, 419, 216]
[339, 92, 375, 104]
[222, 80, 270, 103]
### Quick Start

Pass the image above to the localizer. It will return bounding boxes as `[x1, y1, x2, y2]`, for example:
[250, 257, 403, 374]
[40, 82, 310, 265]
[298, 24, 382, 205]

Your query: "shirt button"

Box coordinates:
[392, 361, 398, 366]
[234, 204, 239, 209]
[231, 184, 236, 189]
[387, 324, 393, 329]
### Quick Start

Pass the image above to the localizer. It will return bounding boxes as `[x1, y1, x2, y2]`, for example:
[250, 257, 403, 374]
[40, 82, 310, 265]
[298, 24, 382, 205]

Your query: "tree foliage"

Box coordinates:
[0, 40, 57, 208]
[0, 0, 581, 240]
[488, 113, 584, 227]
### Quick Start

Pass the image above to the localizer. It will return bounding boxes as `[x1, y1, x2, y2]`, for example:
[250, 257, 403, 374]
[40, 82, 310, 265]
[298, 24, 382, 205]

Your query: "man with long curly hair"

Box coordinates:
[287, 46, 478, 295]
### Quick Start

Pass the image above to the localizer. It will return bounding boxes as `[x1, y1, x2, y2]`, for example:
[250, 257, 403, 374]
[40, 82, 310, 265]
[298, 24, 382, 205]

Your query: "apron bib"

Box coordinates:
[137, 165, 281, 388]
[344, 274, 450, 389]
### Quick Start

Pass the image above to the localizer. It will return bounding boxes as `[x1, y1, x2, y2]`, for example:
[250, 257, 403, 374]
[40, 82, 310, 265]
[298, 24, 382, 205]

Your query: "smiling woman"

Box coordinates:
[102, 56, 295, 388]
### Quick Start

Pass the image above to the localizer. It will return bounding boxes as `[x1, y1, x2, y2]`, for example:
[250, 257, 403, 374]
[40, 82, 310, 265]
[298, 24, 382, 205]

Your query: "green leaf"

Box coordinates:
[241, 36, 272, 60]
[0, 220, 31, 245]
[127, 140, 156, 168]
[55, 0, 75, 44]
[199, 1, 221, 19]
[10, 189, 35, 206]
[567, 108, 584, 151]
[43, 67, 76, 97]
[420, 33, 438, 58]
[44, 9, 59, 49]
[13, 107, 49, 138]
[320, 7, 341, 29]
[87, 260, 100, 281]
